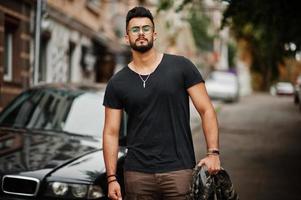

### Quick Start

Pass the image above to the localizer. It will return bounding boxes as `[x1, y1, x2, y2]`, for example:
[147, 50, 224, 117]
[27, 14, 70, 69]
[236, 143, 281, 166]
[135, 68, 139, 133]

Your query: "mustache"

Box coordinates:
[136, 37, 148, 42]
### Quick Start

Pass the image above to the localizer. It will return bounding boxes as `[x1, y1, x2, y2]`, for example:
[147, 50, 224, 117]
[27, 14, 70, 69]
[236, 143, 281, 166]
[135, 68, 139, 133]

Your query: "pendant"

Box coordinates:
[143, 82, 146, 88]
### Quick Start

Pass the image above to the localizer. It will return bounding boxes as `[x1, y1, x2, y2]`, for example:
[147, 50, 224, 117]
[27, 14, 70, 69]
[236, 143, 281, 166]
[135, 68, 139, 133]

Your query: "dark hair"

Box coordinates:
[126, 6, 154, 30]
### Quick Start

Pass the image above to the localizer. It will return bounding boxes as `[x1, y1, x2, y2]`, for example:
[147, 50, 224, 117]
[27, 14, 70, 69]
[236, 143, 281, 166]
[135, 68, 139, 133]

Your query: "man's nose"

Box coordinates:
[139, 28, 145, 35]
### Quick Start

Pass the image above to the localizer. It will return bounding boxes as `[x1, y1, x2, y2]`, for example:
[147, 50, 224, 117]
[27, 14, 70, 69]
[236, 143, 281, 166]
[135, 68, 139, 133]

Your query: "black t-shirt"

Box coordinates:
[103, 53, 204, 173]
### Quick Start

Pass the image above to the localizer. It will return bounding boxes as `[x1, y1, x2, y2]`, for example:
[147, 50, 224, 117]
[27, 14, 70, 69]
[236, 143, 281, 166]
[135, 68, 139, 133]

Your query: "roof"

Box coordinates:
[31, 83, 107, 93]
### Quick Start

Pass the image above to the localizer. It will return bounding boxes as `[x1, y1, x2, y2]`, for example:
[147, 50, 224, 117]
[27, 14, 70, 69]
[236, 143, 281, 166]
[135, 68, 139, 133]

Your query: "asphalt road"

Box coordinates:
[190, 93, 301, 200]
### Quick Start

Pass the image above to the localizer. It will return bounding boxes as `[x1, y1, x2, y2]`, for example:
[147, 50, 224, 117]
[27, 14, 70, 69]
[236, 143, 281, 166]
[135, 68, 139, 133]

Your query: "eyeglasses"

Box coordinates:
[128, 25, 153, 35]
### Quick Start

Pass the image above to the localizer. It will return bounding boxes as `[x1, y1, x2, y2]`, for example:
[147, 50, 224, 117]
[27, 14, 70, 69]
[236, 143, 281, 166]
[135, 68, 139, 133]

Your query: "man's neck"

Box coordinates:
[130, 48, 159, 74]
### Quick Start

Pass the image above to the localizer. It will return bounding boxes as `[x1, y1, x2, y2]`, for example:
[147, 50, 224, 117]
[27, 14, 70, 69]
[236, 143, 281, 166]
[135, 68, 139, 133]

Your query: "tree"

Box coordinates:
[157, 0, 214, 51]
[158, 0, 301, 90]
[222, 0, 301, 89]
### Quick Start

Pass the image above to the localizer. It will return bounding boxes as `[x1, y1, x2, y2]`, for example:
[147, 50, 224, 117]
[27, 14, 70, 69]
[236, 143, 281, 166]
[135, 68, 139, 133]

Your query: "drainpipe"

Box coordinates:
[33, 0, 43, 85]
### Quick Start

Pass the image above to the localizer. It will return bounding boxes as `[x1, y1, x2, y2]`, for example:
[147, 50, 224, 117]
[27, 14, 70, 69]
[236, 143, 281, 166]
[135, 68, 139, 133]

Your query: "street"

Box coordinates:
[191, 93, 301, 200]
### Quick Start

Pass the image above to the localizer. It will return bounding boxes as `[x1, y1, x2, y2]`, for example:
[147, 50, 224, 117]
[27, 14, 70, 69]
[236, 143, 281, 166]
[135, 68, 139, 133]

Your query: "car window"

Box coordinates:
[0, 89, 105, 138]
[63, 92, 105, 137]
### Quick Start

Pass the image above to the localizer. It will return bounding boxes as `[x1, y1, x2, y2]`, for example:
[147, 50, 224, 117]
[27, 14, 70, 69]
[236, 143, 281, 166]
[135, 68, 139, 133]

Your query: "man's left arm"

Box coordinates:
[187, 82, 221, 174]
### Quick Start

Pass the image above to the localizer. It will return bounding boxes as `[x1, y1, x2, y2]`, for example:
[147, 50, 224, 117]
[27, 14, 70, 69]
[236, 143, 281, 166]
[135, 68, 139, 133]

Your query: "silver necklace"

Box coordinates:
[138, 74, 150, 88]
[132, 54, 161, 88]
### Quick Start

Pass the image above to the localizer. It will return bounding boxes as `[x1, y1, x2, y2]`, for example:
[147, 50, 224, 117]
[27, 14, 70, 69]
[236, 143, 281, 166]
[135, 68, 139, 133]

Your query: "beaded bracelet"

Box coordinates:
[108, 179, 117, 184]
[107, 174, 117, 179]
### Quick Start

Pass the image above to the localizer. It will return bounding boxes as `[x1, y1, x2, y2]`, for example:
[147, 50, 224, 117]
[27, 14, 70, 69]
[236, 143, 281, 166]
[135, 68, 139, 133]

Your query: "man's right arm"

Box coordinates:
[103, 107, 123, 200]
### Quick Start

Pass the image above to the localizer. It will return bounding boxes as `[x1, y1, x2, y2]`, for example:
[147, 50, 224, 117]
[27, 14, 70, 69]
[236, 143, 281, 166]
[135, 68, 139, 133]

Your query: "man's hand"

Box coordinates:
[108, 181, 122, 200]
[198, 155, 221, 174]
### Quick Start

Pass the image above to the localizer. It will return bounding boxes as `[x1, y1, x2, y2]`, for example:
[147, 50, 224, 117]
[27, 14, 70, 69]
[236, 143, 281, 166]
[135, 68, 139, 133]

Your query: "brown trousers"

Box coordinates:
[124, 169, 193, 200]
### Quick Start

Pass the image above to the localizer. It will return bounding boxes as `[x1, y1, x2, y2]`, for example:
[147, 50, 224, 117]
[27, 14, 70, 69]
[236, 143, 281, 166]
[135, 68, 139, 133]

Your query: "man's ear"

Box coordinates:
[153, 31, 157, 41]
[125, 34, 130, 44]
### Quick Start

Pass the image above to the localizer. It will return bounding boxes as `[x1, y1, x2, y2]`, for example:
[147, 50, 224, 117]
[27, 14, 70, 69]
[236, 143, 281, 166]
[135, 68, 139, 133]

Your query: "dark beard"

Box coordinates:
[130, 39, 153, 53]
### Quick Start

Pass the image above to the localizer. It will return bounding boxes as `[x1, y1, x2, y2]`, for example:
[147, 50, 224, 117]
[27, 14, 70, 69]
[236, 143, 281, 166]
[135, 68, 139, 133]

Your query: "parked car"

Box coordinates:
[274, 82, 294, 96]
[0, 83, 127, 200]
[205, 71, 239, 102]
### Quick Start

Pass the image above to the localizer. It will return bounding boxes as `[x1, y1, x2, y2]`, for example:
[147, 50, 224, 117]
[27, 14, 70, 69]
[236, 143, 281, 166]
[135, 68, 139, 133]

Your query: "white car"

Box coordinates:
[205, 71, 239, 102]
[275, 82, 294, 95]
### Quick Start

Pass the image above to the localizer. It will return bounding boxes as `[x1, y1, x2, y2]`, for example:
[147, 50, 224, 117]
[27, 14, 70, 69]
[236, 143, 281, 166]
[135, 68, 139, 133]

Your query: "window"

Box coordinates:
[39, 33, 50, 82]
[4, 29, 13, 81]
[67, 42, 75, 82]
[3, 16, 18, 82]
[0, 89, 105, 137]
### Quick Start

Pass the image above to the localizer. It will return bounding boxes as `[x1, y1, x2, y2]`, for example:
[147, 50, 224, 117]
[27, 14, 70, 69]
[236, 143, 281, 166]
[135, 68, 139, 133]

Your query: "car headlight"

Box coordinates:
[71, 184, 88, 198]
[88, 185, 105, 199]
[52, 182, 68, 196]
[46, 182, 105, 199]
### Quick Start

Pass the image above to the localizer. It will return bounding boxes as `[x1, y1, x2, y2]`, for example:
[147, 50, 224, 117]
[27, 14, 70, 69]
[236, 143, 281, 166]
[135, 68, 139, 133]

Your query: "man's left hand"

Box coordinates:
[198, 155, 221, 174]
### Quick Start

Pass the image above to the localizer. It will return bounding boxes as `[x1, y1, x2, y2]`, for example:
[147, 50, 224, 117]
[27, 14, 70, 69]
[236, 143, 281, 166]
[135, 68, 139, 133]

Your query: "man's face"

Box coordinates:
[126, 17, 156, 53]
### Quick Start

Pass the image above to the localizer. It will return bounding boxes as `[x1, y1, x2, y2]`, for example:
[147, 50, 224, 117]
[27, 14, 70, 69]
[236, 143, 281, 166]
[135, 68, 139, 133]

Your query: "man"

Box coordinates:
[103, 6, 220, 200]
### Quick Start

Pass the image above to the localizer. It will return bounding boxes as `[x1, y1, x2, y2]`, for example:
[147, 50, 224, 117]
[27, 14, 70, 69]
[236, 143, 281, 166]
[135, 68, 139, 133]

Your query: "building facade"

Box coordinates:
[0, 0, 34, 111]
[0, 0, 203, 110]
[39, 0, 127, 84]
[0, 0, 131, 110]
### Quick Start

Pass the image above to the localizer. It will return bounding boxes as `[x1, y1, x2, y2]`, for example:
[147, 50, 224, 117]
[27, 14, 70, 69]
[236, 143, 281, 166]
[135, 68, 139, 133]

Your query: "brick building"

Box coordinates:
[0, 0, 34, 110]
[0, 0, 202, 110]
[0, 0, 130, 110]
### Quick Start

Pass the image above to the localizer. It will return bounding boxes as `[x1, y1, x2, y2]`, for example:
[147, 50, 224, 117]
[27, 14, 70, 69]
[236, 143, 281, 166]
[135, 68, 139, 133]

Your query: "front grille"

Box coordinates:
[2, 175, 40, 196]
